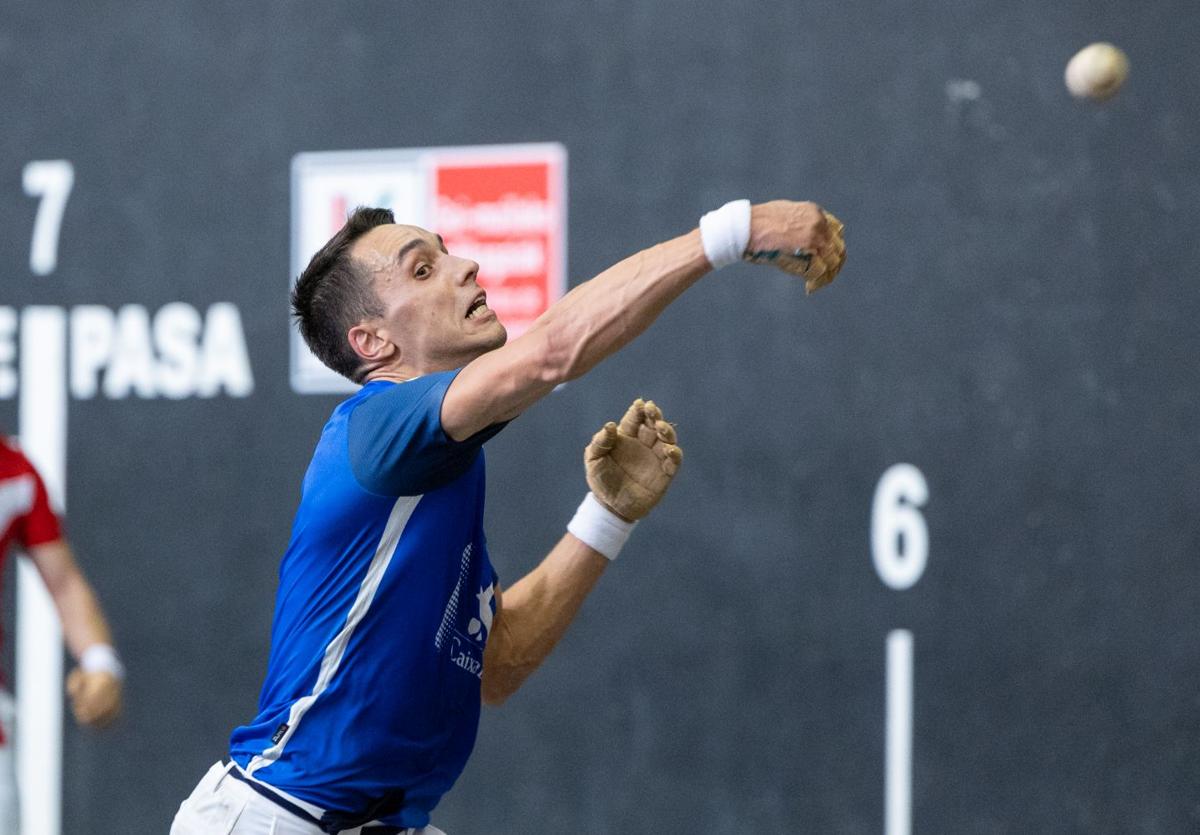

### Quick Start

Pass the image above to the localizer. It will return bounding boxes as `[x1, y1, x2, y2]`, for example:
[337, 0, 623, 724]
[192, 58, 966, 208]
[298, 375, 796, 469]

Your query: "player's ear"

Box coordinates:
[348, 323, 399, 364]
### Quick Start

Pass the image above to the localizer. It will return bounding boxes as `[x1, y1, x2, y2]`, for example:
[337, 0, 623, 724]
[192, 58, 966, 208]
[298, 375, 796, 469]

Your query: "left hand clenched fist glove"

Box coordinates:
[585, 398, 683, 521]
[743, 201, 847, 293]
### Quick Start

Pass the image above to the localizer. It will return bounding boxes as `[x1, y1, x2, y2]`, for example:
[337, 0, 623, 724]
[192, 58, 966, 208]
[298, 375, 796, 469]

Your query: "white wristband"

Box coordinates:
[567, 492, 637, 561]
[699, 199, 752, 269]
[80, 644, 125, 681]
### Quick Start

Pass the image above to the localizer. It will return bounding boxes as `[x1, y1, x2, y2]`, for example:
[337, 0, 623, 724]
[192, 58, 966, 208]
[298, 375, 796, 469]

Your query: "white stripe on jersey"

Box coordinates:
[0, 476, 34, 536]
[246, 493, 423, 777]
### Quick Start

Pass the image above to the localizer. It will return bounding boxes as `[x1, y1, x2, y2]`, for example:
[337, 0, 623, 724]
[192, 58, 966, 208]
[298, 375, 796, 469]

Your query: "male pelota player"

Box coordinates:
[171, 198, 845, 834]
[0, 435, 124, 834]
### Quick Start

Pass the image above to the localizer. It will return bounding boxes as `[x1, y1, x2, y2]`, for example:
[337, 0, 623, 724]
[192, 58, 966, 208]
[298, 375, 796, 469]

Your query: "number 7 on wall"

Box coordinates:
[23, 161, 74, 277]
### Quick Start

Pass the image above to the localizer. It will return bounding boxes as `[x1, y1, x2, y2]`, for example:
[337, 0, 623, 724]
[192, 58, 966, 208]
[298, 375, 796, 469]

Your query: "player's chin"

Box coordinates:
[460, 321, 507, 359]
[481, 319, 508, 349]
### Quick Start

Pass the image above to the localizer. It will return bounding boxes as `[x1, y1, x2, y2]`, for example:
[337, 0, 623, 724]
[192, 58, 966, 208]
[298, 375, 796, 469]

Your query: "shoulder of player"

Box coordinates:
[347, 371, 460, 419]
[0, 436, 36, 473]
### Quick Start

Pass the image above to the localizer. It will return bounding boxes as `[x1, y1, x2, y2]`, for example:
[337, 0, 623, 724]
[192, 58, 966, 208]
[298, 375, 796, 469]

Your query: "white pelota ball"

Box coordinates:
[1065, 42, 1130, 101]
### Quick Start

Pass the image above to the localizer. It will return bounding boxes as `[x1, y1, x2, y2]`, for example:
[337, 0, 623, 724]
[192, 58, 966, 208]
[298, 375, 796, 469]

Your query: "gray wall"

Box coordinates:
[1, 0, 1198, 831]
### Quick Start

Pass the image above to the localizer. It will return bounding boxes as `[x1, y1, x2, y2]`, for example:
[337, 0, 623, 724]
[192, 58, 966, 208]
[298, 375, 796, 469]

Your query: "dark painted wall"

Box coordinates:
[1, 0, 1198, 831]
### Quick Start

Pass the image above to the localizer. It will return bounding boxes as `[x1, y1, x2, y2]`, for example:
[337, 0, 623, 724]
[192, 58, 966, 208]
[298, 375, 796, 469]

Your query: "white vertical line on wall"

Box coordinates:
[16, 306, 66, 835]
[885, 629, 913, 835]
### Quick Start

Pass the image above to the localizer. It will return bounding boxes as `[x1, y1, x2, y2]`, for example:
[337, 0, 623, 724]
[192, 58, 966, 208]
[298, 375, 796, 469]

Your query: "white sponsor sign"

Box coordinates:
[290, 143, 567, 394]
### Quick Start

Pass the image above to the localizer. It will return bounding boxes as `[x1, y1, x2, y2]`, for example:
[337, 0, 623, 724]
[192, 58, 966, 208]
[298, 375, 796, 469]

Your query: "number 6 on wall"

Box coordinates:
[23, 160, 74, 277]
[871, 463, 929, 591]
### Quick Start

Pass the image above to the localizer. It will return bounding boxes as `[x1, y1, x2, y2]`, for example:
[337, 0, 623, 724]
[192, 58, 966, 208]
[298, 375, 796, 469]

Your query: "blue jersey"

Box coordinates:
[229, 370, 505, 829]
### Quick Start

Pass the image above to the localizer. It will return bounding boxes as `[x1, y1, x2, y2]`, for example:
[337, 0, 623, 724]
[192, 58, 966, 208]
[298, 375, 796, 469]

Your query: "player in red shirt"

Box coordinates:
[0, 435, 123, 833]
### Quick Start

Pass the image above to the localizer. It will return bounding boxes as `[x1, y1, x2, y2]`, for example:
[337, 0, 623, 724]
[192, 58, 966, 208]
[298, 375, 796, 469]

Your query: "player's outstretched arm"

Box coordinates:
[28, 539, 124, 728]
[441, 200, 846, 441]
[480, 398, 683, 705]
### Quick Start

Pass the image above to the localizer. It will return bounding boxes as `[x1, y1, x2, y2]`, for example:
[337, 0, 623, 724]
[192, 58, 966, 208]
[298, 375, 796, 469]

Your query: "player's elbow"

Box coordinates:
[480, 684, 511, 707]
[479, 607, 534, 706]
[480, 642, 529, 706]
[480, 669, 518, 707]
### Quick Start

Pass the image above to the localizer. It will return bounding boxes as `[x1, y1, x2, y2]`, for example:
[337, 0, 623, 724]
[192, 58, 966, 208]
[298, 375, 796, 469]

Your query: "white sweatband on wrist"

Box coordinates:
[567, 492, 637, 561]
[699, 199, 752, 269]
[80, 644, 125, 681]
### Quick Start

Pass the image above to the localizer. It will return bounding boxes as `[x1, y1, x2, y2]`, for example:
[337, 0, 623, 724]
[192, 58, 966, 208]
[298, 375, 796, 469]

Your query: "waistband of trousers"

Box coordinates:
[223, 761, 404, 834]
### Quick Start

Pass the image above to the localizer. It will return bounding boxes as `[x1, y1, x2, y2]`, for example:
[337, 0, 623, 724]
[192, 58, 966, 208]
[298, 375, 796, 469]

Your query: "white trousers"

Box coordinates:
[170, 762, 446, 835]
[0, 689, 18, 835]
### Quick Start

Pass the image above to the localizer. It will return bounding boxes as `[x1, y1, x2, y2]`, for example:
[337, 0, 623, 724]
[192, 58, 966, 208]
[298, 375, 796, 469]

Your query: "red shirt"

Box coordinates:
[0, 437, 62, 572]
[0, 438, 62, 723]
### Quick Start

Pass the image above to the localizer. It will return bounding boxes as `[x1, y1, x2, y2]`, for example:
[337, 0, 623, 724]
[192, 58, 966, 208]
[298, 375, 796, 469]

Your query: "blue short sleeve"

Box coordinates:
[347, 370, 506, 496]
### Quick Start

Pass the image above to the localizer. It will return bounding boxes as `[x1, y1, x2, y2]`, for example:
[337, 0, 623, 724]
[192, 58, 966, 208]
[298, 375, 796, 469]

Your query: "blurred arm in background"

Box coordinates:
[27, 539, 123, 728]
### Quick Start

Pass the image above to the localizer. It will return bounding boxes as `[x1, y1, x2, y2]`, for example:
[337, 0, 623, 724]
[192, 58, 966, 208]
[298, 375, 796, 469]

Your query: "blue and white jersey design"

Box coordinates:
[229, 370, 505, 829]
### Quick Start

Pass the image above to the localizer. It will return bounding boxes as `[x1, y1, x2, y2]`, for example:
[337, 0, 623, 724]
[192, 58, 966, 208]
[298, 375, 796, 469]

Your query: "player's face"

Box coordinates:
[353, 224, 507, 371]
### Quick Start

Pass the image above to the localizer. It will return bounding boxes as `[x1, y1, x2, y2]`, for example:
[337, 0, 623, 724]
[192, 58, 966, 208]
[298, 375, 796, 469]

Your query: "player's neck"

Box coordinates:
[362, 344, 490, 384]
[362, 357, 453, 385]
[363, 366, 421, 385]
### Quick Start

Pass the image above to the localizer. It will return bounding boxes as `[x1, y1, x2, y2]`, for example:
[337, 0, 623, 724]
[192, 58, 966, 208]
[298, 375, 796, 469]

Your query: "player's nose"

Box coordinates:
[451, 255, 480, 286]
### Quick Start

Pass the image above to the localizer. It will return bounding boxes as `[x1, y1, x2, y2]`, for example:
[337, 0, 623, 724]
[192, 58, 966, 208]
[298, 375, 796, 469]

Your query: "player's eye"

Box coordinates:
[414, 263, 432, 279]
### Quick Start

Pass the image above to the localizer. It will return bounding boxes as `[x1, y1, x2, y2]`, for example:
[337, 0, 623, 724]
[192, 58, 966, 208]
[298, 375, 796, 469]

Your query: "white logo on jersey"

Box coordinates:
[434, 542, 473, 651]
[467, 585, 494, 642]
[449, 636, 483, 678]
[0, 475, 35, 537]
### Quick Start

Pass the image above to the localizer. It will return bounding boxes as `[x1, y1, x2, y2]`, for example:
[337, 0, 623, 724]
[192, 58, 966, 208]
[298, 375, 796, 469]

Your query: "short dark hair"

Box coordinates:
[291, 206, 394, 383]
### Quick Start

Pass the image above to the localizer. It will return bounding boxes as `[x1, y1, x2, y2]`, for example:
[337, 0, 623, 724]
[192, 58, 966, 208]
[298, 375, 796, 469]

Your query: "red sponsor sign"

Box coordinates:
[432, 155, 565, 339]
[292, 143, 566, 392]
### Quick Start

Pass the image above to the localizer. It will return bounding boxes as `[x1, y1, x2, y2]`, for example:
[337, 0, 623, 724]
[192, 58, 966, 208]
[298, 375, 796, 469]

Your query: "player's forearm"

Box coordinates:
[28, 539, 116, 658]
[50, 573, 114, 660]
[531, 229, 710, 383]
[481, 534, 608, 705]
[445, 230, 711, 439]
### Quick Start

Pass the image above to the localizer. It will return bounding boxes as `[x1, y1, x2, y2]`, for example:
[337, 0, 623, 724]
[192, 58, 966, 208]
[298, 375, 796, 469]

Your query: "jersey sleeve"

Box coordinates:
[347, 369, 508, 496]
[17, 461, 62, 548]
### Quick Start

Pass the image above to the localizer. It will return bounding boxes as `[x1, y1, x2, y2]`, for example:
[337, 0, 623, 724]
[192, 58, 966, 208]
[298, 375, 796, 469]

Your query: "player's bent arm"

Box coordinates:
[27, 538, 115, 658]
[442, 199, 844, 441]
[480, 533, 609, 706]
[27, 539, 124, 728]
[442, 230, 712, 441]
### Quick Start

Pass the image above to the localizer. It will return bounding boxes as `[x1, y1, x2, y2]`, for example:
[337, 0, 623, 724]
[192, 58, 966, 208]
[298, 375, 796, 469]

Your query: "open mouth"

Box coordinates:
[465, 293, 490, 320]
